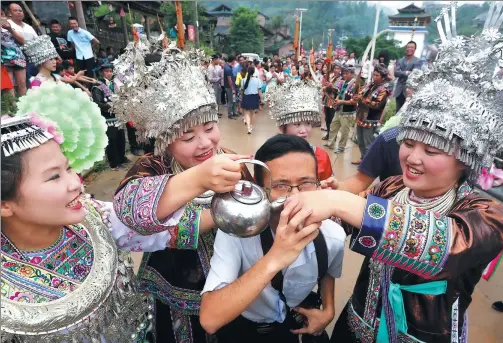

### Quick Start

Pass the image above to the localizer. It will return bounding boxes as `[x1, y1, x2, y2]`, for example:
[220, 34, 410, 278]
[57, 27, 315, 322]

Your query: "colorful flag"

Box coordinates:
[119, 8, 125, 17]
[141, 16, 145, 23]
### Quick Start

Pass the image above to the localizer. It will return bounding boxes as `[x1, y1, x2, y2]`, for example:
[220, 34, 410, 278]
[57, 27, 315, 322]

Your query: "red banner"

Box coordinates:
[187, 25, 195, 41]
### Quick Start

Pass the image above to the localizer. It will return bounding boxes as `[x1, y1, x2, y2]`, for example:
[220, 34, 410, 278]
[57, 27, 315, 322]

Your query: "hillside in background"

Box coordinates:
[204, 1, 388, 49]
[202, 1, 493, 51]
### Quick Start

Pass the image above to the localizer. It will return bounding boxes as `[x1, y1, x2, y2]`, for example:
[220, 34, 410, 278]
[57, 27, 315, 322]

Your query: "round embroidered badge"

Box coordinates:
[358, 236, 377, 248]
[368, 203, 385, 219]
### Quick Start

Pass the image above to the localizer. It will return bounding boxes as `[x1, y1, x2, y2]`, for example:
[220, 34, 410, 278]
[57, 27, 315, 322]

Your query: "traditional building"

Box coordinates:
[207, 4, 273, 54]
[388, 4, 431, 57]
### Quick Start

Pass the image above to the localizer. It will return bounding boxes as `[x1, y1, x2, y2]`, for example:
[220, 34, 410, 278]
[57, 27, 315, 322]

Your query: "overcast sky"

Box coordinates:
[370, 1, 483, 12]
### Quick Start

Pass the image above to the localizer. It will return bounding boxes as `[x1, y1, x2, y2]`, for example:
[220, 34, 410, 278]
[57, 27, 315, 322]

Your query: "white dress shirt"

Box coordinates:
[202, 220, 346, 323]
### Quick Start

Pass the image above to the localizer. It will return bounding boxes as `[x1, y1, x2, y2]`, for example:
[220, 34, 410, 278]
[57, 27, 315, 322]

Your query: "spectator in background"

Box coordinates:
[393, 41, 421, 113]
[67, 16, 100, 79]
[97, 48, 108, 66]
[347, 52, 356, 66]
[219, 58, 227, 107]
[224, 55, 238, 119]
[92, 63, 127, 170]
[7, 3, 37, 41]
[7, 3, 38, 94]
[106, 46, 117, 62]
[208, 55, 223, 118]
[1, 6, 26, 96]
[49, 19, 75, 61]
[377, 49, 390, 67]
[108, 16, 116, 29]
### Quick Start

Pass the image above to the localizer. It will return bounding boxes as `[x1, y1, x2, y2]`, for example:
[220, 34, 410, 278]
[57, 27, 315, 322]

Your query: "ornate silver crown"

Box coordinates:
[112, 41, 217, 155]
[22, 35, 59, 65]
[398, 2, 503, 181]
[265, 78, 322, 127]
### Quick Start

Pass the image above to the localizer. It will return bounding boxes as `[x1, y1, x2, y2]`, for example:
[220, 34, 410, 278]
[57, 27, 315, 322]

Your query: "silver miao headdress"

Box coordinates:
[22, 35, 59, 65]
[1, 115, 53, 157]
[399, 2, 503, 181]
[266, 78, 322, 127]
[112, 41, 217, 154]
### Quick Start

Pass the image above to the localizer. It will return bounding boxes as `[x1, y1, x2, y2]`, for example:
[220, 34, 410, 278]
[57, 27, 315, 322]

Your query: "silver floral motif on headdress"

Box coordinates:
[22, 35, 59, 66]
[398, 2, 503, 181]
[265, 78, 322, 127]
[112, 41, 217, 155]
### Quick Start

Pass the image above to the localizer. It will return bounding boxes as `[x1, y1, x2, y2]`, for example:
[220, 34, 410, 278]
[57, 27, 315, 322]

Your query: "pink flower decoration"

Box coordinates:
[28, 112, 64, 145]
[478, 165, 503, 190]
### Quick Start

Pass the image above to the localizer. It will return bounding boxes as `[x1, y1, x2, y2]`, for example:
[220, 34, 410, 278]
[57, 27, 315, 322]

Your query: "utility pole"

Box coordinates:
[74, 0, 87, 30]
[194, 0, 200, 48]
[369, 4, 381, 80]
[296, 8, 307, 59]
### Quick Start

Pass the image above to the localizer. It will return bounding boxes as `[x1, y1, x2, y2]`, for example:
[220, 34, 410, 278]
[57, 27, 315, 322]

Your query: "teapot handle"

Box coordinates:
[235, 159, 273, 193]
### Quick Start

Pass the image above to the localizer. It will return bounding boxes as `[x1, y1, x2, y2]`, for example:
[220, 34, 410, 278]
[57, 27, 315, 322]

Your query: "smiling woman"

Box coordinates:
[0, 114, 173, 343]
[288, 4, 503, 342]
[112, 43, 253, 343]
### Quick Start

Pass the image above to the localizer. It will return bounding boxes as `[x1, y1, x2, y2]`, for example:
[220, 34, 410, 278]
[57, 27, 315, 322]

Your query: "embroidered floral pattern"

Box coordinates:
[371, 203, 452, 279]
[1, 224, 94, 303]
[368, 203, 386, 219]
[114, 175, 173, 235]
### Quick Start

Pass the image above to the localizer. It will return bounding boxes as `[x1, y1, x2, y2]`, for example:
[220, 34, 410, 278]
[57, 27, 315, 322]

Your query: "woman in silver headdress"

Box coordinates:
[286, 4, 503, 342]
[1, 82, 187, 342]
[23, 35, 94, 90]
[112, 44, 252, 343]
[266, 78, 333, 181]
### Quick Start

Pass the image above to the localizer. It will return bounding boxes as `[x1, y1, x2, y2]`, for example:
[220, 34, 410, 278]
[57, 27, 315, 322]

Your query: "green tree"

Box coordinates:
[228, 6, 263, 54]
[344, 35, 403, 61]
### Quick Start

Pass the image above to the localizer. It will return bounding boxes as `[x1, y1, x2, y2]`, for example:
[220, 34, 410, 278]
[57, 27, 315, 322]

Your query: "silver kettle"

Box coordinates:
[210, 159, 286, 237]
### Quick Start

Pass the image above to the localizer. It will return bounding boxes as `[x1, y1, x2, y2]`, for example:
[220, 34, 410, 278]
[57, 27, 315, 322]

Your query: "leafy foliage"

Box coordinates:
[344, 35, 404, 61]
[228, 6, 263, 54]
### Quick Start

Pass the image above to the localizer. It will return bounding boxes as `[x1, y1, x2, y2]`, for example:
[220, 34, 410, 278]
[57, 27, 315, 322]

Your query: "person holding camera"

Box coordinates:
[200, 134, 346, 343]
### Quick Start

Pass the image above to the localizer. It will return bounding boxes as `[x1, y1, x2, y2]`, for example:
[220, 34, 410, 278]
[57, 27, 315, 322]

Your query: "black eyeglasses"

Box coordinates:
[270, 181, 319, 195]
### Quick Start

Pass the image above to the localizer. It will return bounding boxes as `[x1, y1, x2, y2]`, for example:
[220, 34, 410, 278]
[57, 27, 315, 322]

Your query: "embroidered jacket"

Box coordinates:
[335, 78, 357, 113]
[344, 176, 503, 343]
[355, 82, 390, 128]
[113, 149, 252, 343]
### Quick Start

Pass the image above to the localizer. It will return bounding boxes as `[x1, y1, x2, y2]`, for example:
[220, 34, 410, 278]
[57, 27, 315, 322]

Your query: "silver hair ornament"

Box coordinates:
[112, 41, 218, 155]
[265, 78, 322, 127]
[22, 35, 60, 66]
[399, 1, 503, 182]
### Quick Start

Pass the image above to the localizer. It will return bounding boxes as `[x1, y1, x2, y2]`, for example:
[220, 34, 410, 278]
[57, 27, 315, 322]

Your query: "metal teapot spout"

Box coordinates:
[271, 196, 286, 212]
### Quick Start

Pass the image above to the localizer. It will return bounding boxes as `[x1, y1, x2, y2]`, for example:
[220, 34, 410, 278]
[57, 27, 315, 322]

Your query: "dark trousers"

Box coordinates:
[395, 93, 406, 113]
[221, 85, 227, 104]
[324, 107, 336, 138]
[216, 315, 298, 343]
[126, 122, 139, 149]
[106, 126, 126, 168]
[77, 57, 95, 79]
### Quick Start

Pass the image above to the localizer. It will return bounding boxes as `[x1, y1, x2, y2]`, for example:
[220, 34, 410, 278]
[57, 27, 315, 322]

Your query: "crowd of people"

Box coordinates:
[2, 3, 503, 343]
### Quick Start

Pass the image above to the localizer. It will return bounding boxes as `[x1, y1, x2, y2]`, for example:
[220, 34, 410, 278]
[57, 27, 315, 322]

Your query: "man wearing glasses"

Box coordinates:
[200, 134, 346, 343]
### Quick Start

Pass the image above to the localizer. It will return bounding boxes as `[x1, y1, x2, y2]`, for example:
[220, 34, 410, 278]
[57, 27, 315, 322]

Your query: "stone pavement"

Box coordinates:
[85, 108, 503, 342]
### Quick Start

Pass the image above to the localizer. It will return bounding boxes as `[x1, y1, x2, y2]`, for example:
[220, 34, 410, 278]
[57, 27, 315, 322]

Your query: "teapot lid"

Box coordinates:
[231, 181, 264, 205]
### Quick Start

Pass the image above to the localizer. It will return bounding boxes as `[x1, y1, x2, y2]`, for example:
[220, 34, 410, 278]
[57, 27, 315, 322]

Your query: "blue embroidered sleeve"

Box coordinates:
[351, 195, 453, 279]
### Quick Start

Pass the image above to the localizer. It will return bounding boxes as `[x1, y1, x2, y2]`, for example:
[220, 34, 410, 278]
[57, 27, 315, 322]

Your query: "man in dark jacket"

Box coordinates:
[393, 41, 422, 113]
[92, 63, 127, 170]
